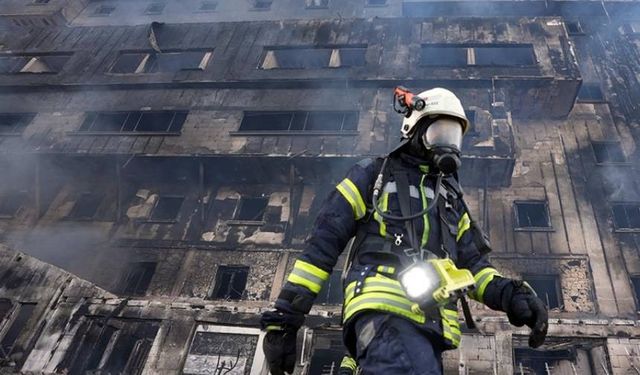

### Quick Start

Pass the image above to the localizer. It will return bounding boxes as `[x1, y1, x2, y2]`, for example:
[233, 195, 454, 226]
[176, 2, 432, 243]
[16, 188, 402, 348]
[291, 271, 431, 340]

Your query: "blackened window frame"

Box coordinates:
[233, 111, 359, 136]
[0, 113, 35, 136]
[230, 196, 269, 223]
[577, 82, 606, 103]
[259, 45, 367, 70]
[306, 0, 329, 9]
[365, 0, 388, 7]
[420, 43, 537, 67]
[71, 110, 188, 136]
[0, 53, 72, 75]
[119, 262, 157, 296]
[611, 202, 640, 232]
[0, 302, 37, 362]
[631, 275, 640, 311]
[108, 49, 213, 75]
[591, 141, 627, 165]
[65, 191, 105, 221]
[522, 274, 562, 310]
[513, 200, 553, 232]
[147, 195, 184, 223]
[209, 265, 250, 301]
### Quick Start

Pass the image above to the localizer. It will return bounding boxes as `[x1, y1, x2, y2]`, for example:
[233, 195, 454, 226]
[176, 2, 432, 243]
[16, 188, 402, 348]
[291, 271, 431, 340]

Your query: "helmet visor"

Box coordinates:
[422, 118, 463, 150]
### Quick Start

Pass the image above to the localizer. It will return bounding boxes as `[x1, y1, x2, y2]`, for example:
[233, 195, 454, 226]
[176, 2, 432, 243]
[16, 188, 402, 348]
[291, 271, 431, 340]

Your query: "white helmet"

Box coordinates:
[400, 88, 469, 139]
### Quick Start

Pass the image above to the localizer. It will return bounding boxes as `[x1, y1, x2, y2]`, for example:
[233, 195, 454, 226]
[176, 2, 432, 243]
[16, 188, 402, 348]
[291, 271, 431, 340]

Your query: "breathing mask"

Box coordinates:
[421, 117, 463, 175]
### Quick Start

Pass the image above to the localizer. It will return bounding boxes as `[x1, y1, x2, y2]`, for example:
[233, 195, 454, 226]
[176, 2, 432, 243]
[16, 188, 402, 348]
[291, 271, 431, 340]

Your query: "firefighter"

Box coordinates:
[261, 88, 548, 375]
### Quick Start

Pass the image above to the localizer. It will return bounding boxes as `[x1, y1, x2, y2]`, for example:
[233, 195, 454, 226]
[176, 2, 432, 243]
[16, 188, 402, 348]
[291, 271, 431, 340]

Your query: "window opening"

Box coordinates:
[306, 0, 328, 8]
[565, 21, 584, 35]
[67, 192, 103, 220]
[198, 1, 218, 11]
[183, 325, 262, 375]
[612, 203, 640, 231]
[111, 51, 211, 74]
[592, 141, 625, 163]
[421, 44, 535, 67]
[234, 197, 269, 221]
[60, 318, 159, 375]
[0, 303, 36, 360]
[252, 0, 272, 10]
[0, 114, 34, 135]
[120, 262, 157, 296]
[0, 299, 12, 322]
[513, 347, 574, 375]
[238, 111, 358, 133]
[316, 271, 343, 304]
[421, 45, 468, 66]
[144, 2, 165, 15]
[78, 111, 187, 134]
[149, 196, 184, 221]
[33, 0, 50, 4]
[93, 5, 116, 16]
[577, 83, 605, 102]
[523, 274, 561, 309]
[632, 276, 640, 310]
[0, 55, 70, 74]
[366, 0, 387, 5]
[0, 191, 28, 218]
[514, 201, 551, 229]
[210, 266, 249, 300]
[474, 45, 535, 66]
[261, 46, 366, 69]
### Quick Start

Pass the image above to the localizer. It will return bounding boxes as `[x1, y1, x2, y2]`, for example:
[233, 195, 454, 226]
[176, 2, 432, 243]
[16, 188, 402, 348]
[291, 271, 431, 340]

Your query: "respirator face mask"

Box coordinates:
[421, 117, 464, 174]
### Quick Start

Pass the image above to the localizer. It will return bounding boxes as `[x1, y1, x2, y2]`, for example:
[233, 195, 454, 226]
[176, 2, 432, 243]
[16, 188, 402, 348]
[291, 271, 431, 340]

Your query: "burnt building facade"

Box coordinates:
[1, 0, 640, 374]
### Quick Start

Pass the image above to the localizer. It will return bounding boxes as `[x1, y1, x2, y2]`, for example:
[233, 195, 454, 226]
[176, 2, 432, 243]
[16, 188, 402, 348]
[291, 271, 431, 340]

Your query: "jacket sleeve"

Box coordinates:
[275, 158, 378, 315]
[455, 201, 511, 311]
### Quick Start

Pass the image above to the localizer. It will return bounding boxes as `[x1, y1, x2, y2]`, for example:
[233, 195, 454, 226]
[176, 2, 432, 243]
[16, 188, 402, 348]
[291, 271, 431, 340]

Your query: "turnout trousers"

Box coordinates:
[352, 312, 445, 375]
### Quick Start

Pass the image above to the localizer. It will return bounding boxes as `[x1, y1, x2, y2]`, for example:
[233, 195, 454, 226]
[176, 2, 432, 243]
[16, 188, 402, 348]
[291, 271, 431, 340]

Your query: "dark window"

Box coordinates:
[336, 48, 366, 67]
[210, 266, 249, 300]
[120, 262, 157, 296]
[0, 114, 34, 134]
[238, 111, 358, 133]
[0, 303, 36, 360]
[0, 54, 70, 74]
[524, 274, 561, 309]
[252, 0, 272, 9]
[78, 111, 187, 134]
[0, 191, 28, 218]
[632, 276, 640, 310]
[33, 0, 50, 4]
[612, 203, 640, 231]
[111, 53, 147, 73]
[145, 2, 165, 15]
[366, 0, 387, 5]
[514, 347, 574, 374]
[592, 141, 625, 163]
[474, 45, 535, 66]
[149, 196, 183, 222]
[421, 45, 468, 66]
[67, 192, 103, 220]
[198, 1, 218, 11]
[566, 21, 584, 35]
[183, 329, 259, 375]
[317, 271, 343, 304]
[94, 5, 115, 15]
[111, 51, 210, 74]
[306, 0, 328, 8]
[234, 197, 269, 221]
[0, 299, 12, 322]
[146, 51, 209, 72]
[261, 46, 365, 69]
[514, 201, 551, 229]
[60, 318, 159, 375]
[577, 82, 605, 102]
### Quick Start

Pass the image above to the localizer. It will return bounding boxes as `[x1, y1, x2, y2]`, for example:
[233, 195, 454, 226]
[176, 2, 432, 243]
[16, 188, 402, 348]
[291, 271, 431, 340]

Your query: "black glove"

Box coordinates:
[263, 330, 298, 375]
[502, 280, 548, 348]
[261, 310, 304, 375]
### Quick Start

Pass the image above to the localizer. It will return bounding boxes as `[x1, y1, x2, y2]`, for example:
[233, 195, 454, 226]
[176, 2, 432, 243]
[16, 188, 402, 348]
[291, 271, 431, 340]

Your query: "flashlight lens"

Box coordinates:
[400, 265, 438, 299]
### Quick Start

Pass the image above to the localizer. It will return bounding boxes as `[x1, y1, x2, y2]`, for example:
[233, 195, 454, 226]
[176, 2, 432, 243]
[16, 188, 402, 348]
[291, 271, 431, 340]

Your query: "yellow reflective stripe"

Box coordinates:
[469, 267, 502, 303]
[373, 192, 388, 236]
[265, 325, 283, 331]
[457, 212, 471, 241]
[376, 265, 396, 274]
[336, 178, 366, 220]
[340, 356, 357, 371]
[343, 292, 425, 323]
[287, 260, 330, 294]
[293, 260, 330, 281]
[441, 308, 458, 320]
[420, 174, 430, 247]
[440, 307, 462, 347]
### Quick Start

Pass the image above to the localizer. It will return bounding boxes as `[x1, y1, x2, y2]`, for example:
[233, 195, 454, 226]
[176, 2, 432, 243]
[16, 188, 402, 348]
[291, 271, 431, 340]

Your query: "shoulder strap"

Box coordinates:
[393, 170, 421, 256]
